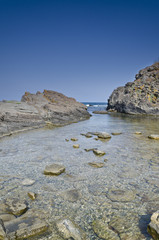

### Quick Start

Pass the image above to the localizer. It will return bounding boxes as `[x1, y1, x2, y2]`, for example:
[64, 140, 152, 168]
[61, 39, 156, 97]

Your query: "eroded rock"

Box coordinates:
[44, 163, 65, 176]
[56, 219, 85, 240]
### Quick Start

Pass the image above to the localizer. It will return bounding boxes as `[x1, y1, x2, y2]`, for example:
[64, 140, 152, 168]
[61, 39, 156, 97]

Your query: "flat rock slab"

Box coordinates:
[0, 214, 16, 222]
[148, 134, 159, 140]
[5, 215, 48, 239]
[92, 219, 120, 240]
[106, 189, 136, 202]
[4, 198, 28, 216]
[44, 163, 65, 176]
[147, 210, 159, 240]
[88, 162, 104, 168]
[89, 132, 111, 139]
[21, 179, 35, 186]
[93, 149, 106, 156]
[62, 189, 81, 202]
[56, 219, 85, 240]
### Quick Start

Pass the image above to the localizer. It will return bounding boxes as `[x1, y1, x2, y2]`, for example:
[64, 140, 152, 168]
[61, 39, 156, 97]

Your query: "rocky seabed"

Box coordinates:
[0, 113, 159, 239]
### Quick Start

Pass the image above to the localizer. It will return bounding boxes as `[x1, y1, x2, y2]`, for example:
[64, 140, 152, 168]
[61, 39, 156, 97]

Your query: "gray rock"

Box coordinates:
[0, 214, 16, 222]
[89, 132, 111, 139]
[147, 210, 159, 239]
[0, 90, 90, 138]
[56, 219, 85, 240]
[44, 163, 65, 176]
[107, 62, 159, 115]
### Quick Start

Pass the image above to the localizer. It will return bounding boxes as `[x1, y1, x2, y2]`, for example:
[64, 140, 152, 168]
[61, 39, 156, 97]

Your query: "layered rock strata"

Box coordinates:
[107, 62, 159, 114]
[0, 90, 90, 137]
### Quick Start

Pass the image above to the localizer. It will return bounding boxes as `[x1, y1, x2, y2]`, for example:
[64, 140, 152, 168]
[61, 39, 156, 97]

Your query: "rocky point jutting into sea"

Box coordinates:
[0, 65, 159, 240]
[107, 62, 159, 115]
[0, 90, 90, 138]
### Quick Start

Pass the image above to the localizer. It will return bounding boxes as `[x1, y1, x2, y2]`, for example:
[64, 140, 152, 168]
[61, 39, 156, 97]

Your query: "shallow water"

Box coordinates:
[0, 112, 159, 239]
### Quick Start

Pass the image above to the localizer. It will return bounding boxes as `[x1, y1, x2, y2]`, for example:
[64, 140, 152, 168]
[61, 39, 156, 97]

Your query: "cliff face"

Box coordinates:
[0, 90, 90, 137]
[107, 62, 159, 115]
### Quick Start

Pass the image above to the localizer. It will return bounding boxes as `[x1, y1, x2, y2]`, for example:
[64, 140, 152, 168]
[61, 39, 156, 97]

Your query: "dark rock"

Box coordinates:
[107, 62, 159, 115]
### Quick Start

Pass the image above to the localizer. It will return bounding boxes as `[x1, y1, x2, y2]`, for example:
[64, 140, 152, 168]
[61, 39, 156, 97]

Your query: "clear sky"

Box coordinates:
[0, 0, 159, 102]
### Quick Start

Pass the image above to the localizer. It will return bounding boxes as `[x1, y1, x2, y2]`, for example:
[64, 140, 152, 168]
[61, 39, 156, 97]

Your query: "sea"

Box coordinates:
[0, 103, 159, 239]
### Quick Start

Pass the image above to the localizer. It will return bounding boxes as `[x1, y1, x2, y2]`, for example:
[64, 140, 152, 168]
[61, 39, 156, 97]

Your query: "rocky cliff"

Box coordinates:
[0, 90, 90, 137]
[107, 62, 159, 115]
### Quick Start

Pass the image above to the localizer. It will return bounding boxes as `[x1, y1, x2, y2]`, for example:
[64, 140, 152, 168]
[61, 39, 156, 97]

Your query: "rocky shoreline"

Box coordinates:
[107, 62, 159, 115]
[0, 90, 90, 138]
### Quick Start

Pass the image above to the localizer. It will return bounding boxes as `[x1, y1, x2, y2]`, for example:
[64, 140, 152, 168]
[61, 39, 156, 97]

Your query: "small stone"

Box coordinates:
[85, 133, 92, 138]
[147, 210, 159, 239]
[28, 192, 37, 200]
[56, 219, 85, 240]
[4, 198, 28, 216]
[65, 139, 69, 142]
[135, 132, 142, 135]
[111, 132, 122, 135]
[95, 132, 111, 139]
[73, 144, 80, 148]
[71, 138, 78, 141]
[88, 162, 104, 168]
[21, 179, 35, 186]
[94, 137, 99, 140]
[104, 159, 108, 162]
[148, 134, 159, 140]
[93, 149, 106, 156]
[44, 163, 65, 176]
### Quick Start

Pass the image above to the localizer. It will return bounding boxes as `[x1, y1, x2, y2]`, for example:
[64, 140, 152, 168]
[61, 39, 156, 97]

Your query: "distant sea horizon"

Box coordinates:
[82, 102, 107, 112]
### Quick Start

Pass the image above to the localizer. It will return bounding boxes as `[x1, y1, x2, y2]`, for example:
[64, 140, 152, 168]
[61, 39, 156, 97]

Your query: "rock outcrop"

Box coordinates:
[0, 90, 90, 137]
[107, 62, 159, 115]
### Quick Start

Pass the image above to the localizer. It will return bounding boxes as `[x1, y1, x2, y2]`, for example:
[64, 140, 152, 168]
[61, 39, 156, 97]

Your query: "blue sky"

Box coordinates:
[0, 0, 159, 101]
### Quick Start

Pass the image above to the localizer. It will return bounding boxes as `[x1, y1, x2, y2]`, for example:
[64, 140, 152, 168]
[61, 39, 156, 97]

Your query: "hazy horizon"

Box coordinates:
[1, 0, 159, 102]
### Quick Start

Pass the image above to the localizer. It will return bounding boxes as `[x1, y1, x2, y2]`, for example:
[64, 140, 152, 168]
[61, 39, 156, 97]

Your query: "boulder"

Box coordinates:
[44, 163, 65, 176]
[147, 210, 159, 239]
[56, 219, 85, 240]
[107, 62, 159, 115]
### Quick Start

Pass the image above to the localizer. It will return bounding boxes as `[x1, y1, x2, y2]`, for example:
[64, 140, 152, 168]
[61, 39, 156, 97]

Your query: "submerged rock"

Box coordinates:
[44, 163, 65, 176]
[5, 215, 48, 239]
[21, 178, 35, 186]
[107, 62, 159, 115]
[62, 189, 81, 202]
[147, 210, 159, 239]
[4, 198, 28, 216]
[0, 219, 6, 240]
[90, 132, 111, 139]
[28, 192, 37, 200]
[92, 219, 120, 240]
[106, 189, 136, 202]
[135, 131, 142, 135]
[56, 219, 85, 240]
[88, 162, 104, 168]
[111, 132, 122, 135]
